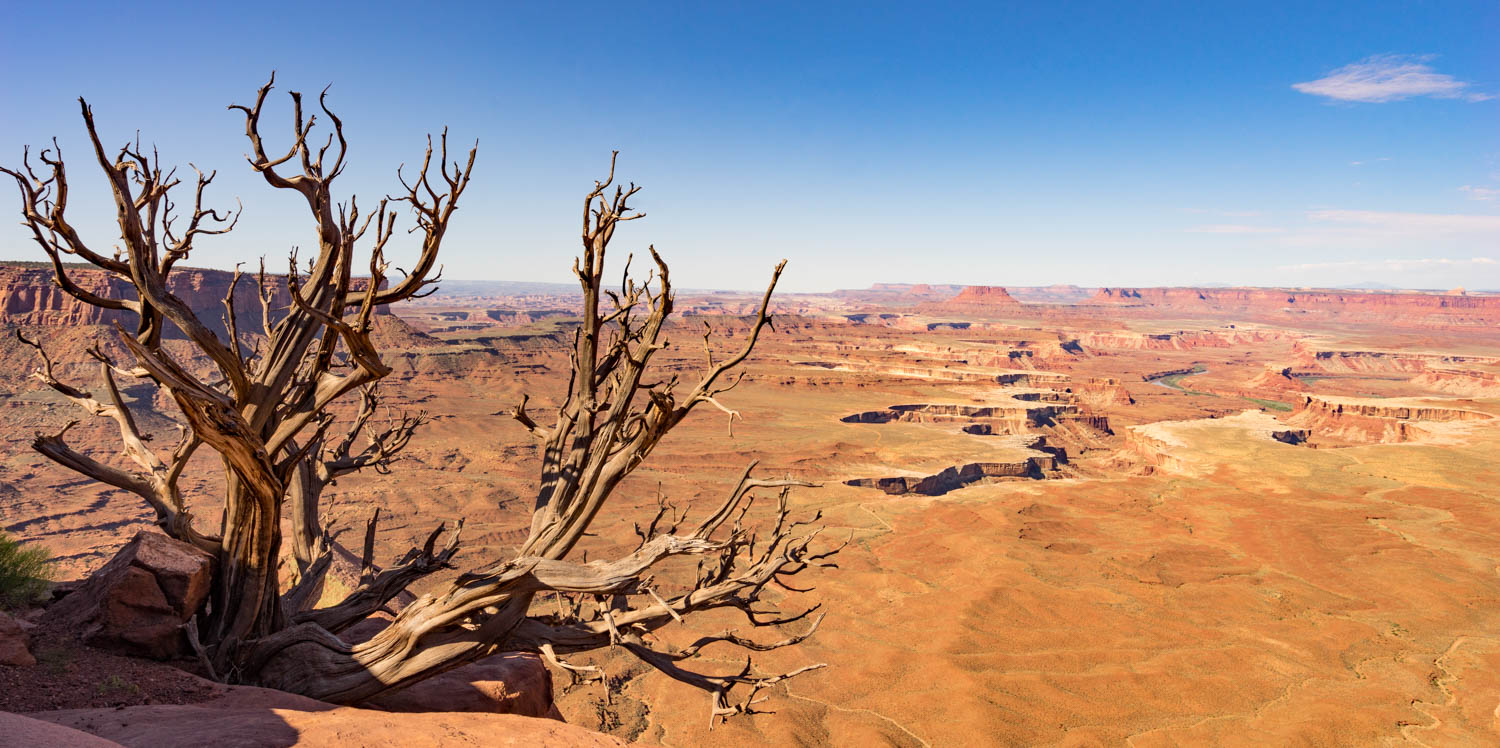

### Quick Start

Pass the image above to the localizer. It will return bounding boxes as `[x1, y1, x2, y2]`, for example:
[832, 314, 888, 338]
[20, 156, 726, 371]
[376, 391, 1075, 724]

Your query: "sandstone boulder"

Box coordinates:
[46, 532, 213, 659]
[0, 712, 122, 747]
[0, 608, 36, 666]
[364, 652, 555, 718]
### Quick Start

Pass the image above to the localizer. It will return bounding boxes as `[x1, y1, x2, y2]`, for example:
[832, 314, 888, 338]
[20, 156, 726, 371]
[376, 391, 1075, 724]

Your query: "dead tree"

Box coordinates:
[3, 77, 840, 721]
[282, 384, 428, 614]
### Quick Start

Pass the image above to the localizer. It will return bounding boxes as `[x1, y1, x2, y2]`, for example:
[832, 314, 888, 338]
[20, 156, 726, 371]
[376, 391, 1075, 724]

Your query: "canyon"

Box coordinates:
[1089, 286, 1500, 328]
[3, 268, 1500, 745]
[0, 264, 293, 333]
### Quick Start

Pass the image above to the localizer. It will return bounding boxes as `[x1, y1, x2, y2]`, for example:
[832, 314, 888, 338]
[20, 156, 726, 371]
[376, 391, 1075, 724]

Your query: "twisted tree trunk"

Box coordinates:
[4, 78, 840, 723]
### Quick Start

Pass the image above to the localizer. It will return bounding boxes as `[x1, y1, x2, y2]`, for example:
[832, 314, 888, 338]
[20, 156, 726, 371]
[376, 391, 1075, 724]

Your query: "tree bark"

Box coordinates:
[5, 83, 837, 722]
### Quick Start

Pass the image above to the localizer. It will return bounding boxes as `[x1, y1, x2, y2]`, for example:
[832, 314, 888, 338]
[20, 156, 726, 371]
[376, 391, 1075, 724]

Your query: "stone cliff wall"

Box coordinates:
[917, 285, 1023, 316]
[950, 286, 1020, 305]
[0, 263, 400, 336]
[1411, 368, 1500, 398]
[1295, 395, 1490, 423]
[1, 263, 291, 331]
[1090, 287, 1500, 327]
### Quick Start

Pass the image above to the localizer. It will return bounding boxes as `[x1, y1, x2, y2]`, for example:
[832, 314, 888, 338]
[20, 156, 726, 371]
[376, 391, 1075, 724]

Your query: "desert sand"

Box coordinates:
[4, 269, 1500, 745]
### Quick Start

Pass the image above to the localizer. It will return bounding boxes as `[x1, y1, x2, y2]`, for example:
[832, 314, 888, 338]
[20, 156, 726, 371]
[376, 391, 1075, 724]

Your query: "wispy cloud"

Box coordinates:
[1349, 157, 1390, 166]
[1185, 224, 1283, 234]
[1305, 209, 1500, 233]
[1272, 209, 1500, 251]
[1277, 257, 1497, 272]
[1293, 55, 1490, 103]
[1460, 185, 1499, 201]
[1182, 209, 1263, 218]
[1184, 209, 1500, 247]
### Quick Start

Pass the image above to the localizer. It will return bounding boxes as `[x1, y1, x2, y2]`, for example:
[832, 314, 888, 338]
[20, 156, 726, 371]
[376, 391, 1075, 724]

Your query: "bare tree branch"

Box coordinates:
[8, 89, 836, 722]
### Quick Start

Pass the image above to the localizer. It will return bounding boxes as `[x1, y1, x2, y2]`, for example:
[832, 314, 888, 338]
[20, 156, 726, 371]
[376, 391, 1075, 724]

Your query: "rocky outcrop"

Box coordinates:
[1412, 368, 1500, 398]
[949, 286, 1020, 305]
[995, 371, 1071, 386]
[0, 609, 35, 666]
[1119, 411, 1312, 475]
[0, 262, 394, 344]
[1302, 349, 1430, 374]
[790, 359, 1023, 383]
[1269, 428, 1312, 445]
[1281, 395, 1492, 445]
[1142, 367, 1199, 382]
[1068, 377, 1134, 407]
[1246, 366, 1309, 396]
[915, 285, 1023, 316]
[2, 264, 124, 327]
[44, 531, 213, 660]
[484, 309, 574, 326]
[1294, 395, 1490, 423]
[845, 457, 1060, 495]
[1120, 426, 1194, 476]
[1288, 347, 1500, 384]
[1077, 329, 1284, 351]
[967, 342, 1083, 369]
[840, 401, 1109, 436]
[843, 402, 1062, 424]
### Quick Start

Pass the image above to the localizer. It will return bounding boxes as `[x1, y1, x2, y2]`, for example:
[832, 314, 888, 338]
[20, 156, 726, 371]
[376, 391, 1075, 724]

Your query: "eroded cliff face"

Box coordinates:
[0, 264, 292, 333]
[1119, 424, 1196, 475]
[1413, 368, 1500, 398]
[950, 286, 1020, 305]
[1090, 287, 1500, 328]
[839, 401, 1109, 437]
[1077, 329, 1285, 351]
[1245, 366, 1309, 396]
[1281, 395, 1492, 445]
[2, 265, 125, 327]
[8, 263, 1500, 743]
[1069, 377, 1135, 408]
[0, 263, 422, 394]
[1292, 395, 1488, 423]
[1292, 344, 1500, 375]
[844, 457, 1059, 495]
[917, 285, 1023, 315]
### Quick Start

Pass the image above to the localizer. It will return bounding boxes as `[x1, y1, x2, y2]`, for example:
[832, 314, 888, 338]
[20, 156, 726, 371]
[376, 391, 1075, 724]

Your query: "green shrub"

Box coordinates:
[96, 674, 141, 697]
[0, 533, 52, 610]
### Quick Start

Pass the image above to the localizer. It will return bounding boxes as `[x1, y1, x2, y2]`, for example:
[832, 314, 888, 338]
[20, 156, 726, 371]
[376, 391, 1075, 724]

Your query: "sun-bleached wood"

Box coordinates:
[3, 79, 839, 722]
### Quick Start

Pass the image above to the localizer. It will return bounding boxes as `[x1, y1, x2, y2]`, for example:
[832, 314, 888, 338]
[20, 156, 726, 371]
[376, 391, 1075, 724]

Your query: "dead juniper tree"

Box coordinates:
[2, 73, 465, 668]
[3, 77, 841, 721]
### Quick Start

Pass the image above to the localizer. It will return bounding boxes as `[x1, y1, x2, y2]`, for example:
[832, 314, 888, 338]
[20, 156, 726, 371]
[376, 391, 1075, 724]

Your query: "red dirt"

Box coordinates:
[6, 272, 1500, 744]
[0, 617, 218, 713]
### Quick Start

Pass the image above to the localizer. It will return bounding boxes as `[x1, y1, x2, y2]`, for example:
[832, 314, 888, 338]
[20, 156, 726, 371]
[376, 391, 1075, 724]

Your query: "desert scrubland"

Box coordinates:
[4, 266, 1500, 744]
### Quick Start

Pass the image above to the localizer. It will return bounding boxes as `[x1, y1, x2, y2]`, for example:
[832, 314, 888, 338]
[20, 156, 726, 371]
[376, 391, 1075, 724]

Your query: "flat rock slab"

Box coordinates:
[0, 711, 122, 747]
[32, 684, 632, 747]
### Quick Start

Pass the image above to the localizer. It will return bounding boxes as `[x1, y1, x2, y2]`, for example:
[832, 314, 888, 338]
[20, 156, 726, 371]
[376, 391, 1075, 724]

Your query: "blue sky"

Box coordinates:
[2, 1, 1496, 291]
